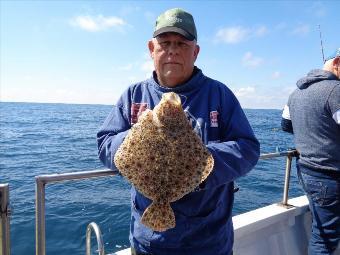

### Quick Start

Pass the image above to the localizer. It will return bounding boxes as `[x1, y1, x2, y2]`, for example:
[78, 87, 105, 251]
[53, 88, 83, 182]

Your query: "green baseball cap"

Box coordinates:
[153, 8, 197, 41]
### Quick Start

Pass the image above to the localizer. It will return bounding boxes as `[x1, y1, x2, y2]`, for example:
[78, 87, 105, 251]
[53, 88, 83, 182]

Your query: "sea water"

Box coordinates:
[0, 102, 303, 254]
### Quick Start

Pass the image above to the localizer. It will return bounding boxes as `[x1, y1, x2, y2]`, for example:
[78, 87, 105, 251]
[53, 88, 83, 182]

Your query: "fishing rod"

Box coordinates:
[318, 24, 325, 63]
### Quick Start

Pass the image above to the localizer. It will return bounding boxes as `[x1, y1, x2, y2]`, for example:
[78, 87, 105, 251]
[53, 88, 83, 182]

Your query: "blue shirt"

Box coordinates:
[97, 67, 260, 255]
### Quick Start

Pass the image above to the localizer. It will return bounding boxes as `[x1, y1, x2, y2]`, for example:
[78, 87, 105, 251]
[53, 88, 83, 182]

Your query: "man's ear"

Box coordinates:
[332, 57, 340, 78]
[148, 40, 154, 59]
[193, 44, 200, 61]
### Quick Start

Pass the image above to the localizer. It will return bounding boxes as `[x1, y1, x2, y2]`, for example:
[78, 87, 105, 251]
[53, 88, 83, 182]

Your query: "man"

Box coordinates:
[97, 8, 260, 255]
[281, 48, 340, 254]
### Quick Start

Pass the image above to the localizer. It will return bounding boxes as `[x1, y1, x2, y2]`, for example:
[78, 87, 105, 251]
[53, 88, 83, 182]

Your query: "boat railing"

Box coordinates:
[86, 222, 105, 255]
[0, 149, 298, 255]
[0, 183, 11, 255]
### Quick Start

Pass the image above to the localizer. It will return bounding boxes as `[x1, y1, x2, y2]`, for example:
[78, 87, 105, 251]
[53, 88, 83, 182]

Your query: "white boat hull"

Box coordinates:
[113, 195, 340, 255]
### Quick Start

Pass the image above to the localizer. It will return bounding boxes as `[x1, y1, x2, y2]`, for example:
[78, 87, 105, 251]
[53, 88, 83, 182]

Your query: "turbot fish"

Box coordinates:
[114, 92, 214, 231]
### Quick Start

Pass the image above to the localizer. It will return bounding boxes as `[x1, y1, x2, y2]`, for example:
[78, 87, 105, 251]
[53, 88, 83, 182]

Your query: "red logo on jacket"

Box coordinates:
[210, 111, 219, 127]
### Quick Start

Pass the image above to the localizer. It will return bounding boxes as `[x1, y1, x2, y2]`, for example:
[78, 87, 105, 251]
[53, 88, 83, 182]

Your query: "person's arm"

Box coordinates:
[203, 97, 260, 189]
[97, 98, 131, 172]
[281, 104, 293, 133]
[328, 84, 340, 125]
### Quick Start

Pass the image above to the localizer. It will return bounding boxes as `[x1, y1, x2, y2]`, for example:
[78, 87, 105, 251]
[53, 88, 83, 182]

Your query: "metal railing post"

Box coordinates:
[86, 222, 105, 255]
[259, 150, 298, 208]
[281, 154, 293, 207]
[0, 183, 10, 255]
[35, 179, 46, 255]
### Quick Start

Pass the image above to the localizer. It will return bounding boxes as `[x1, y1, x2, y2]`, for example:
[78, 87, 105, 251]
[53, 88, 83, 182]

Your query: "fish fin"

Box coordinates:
[141, 202, 175, 232]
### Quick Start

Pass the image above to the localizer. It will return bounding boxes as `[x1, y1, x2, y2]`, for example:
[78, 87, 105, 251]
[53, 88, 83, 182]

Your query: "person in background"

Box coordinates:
[97, 8, 260, 255]
[281, 48, 340, 254]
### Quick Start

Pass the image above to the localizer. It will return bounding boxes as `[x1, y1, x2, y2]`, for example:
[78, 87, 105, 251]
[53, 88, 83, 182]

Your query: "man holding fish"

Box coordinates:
[98, 8, 259, 255]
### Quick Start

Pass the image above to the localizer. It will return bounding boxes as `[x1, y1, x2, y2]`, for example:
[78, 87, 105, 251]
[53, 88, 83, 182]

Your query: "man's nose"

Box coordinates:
[168, 42, 180, 55]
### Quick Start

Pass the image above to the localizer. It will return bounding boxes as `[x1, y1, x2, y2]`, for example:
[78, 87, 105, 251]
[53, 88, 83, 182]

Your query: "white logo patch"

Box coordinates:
[165, 14, 182, 23]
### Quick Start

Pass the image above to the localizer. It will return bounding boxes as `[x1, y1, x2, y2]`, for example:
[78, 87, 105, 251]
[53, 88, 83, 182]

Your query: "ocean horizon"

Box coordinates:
[0, 100, 283, 110]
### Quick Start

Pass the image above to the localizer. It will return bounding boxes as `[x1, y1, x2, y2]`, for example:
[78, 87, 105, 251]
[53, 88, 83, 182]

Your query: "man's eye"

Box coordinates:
[179, 41, 191, 48]
[160, 41, 170, 47]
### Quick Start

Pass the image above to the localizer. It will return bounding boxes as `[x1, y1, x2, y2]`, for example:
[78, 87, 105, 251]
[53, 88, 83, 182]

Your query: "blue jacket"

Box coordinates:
[97, 67, 260, 255]
[281, 69, 340, 175]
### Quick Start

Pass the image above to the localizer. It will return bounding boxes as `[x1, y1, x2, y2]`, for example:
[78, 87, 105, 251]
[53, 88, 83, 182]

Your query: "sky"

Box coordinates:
[1, 1, 339, 109]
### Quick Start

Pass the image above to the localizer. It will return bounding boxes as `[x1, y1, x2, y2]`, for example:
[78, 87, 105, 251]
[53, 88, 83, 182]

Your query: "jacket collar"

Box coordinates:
[149, 67, 206, 93]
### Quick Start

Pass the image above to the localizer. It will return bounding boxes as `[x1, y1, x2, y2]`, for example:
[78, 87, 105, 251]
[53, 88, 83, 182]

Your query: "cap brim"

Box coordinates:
[153, 26, 195, 41]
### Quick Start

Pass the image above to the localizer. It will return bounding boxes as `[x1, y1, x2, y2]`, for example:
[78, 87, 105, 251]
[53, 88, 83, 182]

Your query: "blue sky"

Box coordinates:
[1, 1, 339, 109]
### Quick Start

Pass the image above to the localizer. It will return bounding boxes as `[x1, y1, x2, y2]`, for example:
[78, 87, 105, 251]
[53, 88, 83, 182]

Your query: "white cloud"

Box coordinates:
[242, 52, 264, 68]
[215, 25, 268, 44]
[255, 25, 268, 37]
[230, 85, 294, 109]
[70, 15, 126, 32]
[272, 71, 281, 79]
[215, 26, 249, 44]
[112, 53, 153, 83]
[292, 24, 310, 36]
[234, 86, 255, 97]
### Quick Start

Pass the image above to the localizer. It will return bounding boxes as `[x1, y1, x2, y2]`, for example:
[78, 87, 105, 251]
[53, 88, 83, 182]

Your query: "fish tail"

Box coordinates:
[141, 202, 175, 232]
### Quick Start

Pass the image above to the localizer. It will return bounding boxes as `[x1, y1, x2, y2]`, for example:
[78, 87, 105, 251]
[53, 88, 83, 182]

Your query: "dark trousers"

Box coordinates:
[297, 164, 340, 254]
[131, 247, 233, 255]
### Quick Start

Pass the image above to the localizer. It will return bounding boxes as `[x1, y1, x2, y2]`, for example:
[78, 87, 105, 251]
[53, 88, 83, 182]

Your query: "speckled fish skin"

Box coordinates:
[114, 92, 214, 232]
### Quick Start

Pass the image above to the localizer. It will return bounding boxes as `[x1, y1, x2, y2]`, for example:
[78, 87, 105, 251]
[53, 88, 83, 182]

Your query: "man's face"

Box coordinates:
[148, 33, 200, 87]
